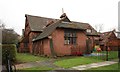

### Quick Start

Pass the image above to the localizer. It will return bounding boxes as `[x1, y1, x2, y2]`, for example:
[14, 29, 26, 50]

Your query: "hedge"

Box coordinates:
[2, 44, 17, 64]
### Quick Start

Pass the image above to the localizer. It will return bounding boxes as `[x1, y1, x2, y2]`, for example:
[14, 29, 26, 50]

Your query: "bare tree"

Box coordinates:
[94, 24, 103, 32]
[0, 19, 5, 29]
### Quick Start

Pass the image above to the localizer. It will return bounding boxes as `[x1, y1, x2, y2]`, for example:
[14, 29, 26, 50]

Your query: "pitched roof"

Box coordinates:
[25, 14, 99, 41]
[26, 14, 58, 31]
[33, 21, 98, 41]
[100, 30, 117, 39]
[70, 21, 99, 36]
[32, 20, 62, 41]
[26, 14, 98, 35]
[58, 22, 86, 30]
[99, 31, 111, 45]
[99, 30, 117, 45]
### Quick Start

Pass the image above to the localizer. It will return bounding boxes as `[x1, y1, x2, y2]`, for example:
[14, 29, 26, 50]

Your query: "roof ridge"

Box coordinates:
[71, 21, 89, 24]
[25, 14, 90, 24]
[25, 14, 59, 20]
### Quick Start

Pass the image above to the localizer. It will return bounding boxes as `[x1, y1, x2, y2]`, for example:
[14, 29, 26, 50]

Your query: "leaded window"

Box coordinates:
[64, 29, 77, 45]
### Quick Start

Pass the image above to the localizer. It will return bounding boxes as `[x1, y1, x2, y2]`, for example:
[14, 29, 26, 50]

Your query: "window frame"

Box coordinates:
[64, 29, 77, 45]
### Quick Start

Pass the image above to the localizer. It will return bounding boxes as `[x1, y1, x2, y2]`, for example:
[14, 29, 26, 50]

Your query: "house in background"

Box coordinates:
[99, 30, 119, 51]
[19, 13, 99, 57]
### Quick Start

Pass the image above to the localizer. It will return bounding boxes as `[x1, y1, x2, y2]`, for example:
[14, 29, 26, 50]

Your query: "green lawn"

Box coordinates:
[16, 51, 118, 70]
[16, 53, 48, 63]
[54, 51, 118, 68]
[88, 51, 118, 61]
[89, 63, 119, 70]
[54, 57, 103, 68]
[108, 51, 118, 59]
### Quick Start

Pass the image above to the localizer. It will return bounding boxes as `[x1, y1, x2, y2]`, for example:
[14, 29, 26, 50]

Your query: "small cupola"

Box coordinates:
[60, 13, 71, 22]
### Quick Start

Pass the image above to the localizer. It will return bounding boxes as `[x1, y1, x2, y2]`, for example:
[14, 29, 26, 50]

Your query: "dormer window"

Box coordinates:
[86, 29, 92, 33]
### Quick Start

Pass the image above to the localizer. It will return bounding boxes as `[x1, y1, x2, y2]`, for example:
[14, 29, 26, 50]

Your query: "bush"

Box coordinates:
[2, 44, 17, 64]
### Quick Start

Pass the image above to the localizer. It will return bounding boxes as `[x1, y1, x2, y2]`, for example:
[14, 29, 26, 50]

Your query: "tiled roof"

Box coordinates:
[32, 20, 62, 41]
[25, 14, 99, 41]
[99, 30, 117, 45]
[33, 21, 99, 41]
[26, 14, 58, 31]
[58, 22, 86, 30]
[100, 31, 115, 40]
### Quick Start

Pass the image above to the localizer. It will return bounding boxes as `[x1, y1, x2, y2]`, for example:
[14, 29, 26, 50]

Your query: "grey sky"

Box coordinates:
[0, 0, 119, 35]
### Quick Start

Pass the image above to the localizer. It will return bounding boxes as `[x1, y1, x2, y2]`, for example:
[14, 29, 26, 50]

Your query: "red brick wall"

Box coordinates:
[19, 42, 29, 53]
[107, 39, 120, 51]
[52, 28, 70, 56]
[22, 17, 41, 53]
[32, 28, 97, 56]
[77, 31, 87, 53]
[19, 42, 24, 52]
[24, 19, 30, 36]
[33, 40, 43, 55]
[33, 38, 51, 56]
[52, 28, 87, 56]
[88, 36, 94, 51]
[29, 32, 33, 53]
[43, 39, 51, 56]
[28, 32, 41, 53]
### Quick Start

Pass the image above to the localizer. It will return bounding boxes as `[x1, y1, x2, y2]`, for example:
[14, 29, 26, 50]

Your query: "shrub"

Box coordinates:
[2, 44, 17, 64]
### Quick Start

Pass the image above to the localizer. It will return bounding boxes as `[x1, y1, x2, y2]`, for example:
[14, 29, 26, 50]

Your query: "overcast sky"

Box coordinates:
[0, 0, 119, 35]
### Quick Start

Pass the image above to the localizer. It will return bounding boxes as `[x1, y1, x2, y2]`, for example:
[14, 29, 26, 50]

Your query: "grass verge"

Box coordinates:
[54, 57, 103, 68]
[16, 53, 48, 63]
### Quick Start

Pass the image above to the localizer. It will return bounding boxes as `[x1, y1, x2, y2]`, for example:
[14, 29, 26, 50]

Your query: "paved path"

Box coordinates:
[2, 59, 65, 71]
[71, 61, 118, 70]
[15, 59, 64, 70]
